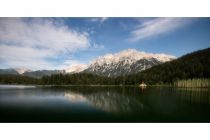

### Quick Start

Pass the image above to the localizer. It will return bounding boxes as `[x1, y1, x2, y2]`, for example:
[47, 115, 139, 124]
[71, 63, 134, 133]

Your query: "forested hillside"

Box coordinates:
[132, 47, 210, 85]
[0, 74, 38, 84]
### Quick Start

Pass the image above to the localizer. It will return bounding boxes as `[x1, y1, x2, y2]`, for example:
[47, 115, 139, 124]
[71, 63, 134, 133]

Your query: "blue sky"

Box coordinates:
[0, 17, 210, 70]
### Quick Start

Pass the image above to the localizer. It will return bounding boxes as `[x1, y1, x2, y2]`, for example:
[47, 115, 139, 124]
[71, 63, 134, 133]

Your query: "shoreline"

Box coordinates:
[1, 84, 210, 88]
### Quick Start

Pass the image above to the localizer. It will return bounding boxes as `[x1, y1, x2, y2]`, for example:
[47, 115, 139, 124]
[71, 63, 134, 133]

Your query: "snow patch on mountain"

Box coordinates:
[15, 68, 31, 74]
[65, 64, 87, 73]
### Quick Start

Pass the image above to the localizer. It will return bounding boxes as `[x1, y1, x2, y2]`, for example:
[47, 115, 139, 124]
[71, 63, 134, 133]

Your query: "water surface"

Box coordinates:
[0, 85, 210, 122]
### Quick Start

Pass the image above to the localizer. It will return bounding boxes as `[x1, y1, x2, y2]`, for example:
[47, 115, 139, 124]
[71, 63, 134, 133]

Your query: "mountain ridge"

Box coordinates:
[83, 49, 176, 77]
[0, 49, 176, 78]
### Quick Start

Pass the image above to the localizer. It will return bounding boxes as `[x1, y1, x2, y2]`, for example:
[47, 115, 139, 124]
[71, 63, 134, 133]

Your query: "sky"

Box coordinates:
[0, 17, 210, 70]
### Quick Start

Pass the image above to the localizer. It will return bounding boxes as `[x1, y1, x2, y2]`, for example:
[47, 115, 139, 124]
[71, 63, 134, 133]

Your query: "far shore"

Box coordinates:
[1, 84, 210, 88]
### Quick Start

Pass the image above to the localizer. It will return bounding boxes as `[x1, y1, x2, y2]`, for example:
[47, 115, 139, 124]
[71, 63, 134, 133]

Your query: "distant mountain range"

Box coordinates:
[0, 49, 176, 78]
[0, 69, 65, 78]
[31, 47, 210, 85]
[0, 47, 209, 85]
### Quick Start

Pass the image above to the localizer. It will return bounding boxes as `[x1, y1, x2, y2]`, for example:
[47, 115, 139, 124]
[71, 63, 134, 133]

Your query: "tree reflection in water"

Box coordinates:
[64, 87, 144, 115]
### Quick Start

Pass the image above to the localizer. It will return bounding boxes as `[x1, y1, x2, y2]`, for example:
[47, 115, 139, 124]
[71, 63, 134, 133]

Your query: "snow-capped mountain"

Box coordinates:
[15, 68, 31, 74]
[83, 49, 176, 77]
[65, 64, 87, 74]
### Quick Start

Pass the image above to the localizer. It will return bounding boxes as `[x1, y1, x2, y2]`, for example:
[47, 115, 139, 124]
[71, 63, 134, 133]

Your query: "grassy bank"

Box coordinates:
[174, 78, 210, 88]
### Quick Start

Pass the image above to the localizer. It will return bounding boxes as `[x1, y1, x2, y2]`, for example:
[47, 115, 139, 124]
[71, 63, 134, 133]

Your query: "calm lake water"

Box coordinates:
[0, 85, 210, 122]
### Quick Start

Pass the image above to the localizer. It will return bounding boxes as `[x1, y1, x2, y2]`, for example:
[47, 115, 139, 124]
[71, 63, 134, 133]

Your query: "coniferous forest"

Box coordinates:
[0, 47, 210, 87]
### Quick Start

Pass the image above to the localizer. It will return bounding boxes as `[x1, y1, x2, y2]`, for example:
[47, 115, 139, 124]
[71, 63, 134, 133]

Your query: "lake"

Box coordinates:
[0, 85, 210, 122]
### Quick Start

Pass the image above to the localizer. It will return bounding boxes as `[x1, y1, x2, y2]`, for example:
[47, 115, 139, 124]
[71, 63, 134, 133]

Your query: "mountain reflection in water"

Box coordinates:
[0, 85, 210, 122]
[64, 90, 144, 114]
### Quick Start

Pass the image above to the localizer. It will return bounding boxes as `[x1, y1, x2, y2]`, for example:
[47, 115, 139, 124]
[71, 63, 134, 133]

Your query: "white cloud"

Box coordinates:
[0, 18, 90, 52]
[128, 18, 192, 42]
[92, 43, 104, 49]
[0, 44, 56, 70]
[0, 18, 91, 70]
[90, 17, 108, 23]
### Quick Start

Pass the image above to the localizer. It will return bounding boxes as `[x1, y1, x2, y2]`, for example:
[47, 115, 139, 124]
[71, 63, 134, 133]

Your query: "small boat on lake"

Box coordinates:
[139, 81, 147, 87]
